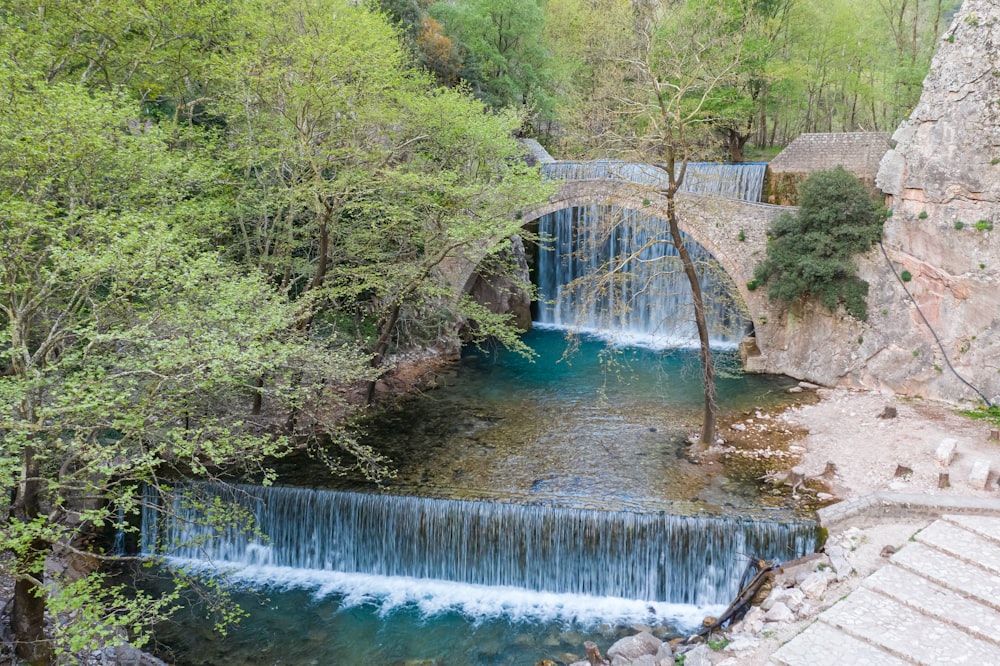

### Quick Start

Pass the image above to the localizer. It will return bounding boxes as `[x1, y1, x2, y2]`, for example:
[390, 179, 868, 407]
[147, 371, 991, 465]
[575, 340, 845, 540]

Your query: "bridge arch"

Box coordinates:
[520, 179, 790, 366]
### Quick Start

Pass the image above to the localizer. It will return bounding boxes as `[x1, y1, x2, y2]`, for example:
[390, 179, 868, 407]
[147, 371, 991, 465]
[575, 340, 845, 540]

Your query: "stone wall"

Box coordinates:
[761, 0, 1000, 405]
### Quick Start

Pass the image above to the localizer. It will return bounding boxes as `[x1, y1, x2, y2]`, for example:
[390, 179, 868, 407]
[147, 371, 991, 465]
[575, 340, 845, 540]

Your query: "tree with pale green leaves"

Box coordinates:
[429, 0, 558, 122]
[0, 64, 375, 662]
[215, 0, 550, 398]
[1, 2, 550, 659]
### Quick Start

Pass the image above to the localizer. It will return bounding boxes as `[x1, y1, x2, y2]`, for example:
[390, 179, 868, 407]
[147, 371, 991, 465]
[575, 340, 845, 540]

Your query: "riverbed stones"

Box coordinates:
[824, 544, 852, 580]
[606, 631, 661, 663]
[764, 601, 794, 623]
[739, 606, 766, 634]
[677, 644, 712, 666]
[798, 571, 833, 600]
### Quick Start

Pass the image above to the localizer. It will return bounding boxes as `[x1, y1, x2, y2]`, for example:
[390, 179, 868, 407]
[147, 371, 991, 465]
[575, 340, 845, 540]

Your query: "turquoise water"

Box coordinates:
[338, 327, 800, 512]
[146, 329, 811, 665]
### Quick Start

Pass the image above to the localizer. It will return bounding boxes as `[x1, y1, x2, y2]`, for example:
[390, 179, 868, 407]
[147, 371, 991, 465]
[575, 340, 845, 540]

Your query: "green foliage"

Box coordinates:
[975, 220, 994, 231]
[961, 404, 1000, 426]
[955, 220, 965, 229]
[429, 0, 557, 121]
[901, 270, 913, 282]
[753, 167, 886, 320]
[1, 0, 549, 657]
[918, 211, 929, 219]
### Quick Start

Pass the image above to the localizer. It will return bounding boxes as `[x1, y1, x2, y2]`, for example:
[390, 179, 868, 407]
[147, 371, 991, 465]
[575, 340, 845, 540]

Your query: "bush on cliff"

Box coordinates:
[753, 166, 887, 320]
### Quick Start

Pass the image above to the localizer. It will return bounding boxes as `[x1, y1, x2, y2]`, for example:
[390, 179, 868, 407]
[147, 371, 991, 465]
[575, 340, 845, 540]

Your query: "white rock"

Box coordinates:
[730, 423, 747, 431]
[783, 587, 806, 611]
[760, 587, 785, 611]
[607, 631, 661, 661]
[680, 644, 712, 666]
[825, 544, 852, 580]
[764, 601, 795, 623]
[796, 601, 820, 618]
[799, 571, 833, 600]
[798, 381, 820, 390]
[969, 459, 992, 490]
[620, 655, 657, 666]
[935, 438, 958, 466]
[654, 642, 673, 663]
[741, 606, 766, 635]
[725, 635, 760, 653]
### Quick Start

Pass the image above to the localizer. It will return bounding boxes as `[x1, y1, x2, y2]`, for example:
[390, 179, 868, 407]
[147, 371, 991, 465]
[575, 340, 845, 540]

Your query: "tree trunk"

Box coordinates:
[11, 446, 53, 665]
[364, 303, 402, 405]
[251, 375, 264, 415]
[665, 196, 717, 449]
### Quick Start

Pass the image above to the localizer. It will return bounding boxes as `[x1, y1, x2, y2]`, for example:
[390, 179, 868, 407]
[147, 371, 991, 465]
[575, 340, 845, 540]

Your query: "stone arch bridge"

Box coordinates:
[453, 168, 798, 371]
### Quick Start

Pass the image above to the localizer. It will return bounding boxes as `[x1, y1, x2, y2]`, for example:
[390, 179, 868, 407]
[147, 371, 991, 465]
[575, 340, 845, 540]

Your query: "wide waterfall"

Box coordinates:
[143, 482, 817, 606]
[542, 160, 768, 203]
[535, 205, 749, 348]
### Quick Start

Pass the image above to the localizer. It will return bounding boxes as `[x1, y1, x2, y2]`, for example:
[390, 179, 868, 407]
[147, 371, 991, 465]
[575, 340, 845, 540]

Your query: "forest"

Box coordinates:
[0, 0, 957, 663]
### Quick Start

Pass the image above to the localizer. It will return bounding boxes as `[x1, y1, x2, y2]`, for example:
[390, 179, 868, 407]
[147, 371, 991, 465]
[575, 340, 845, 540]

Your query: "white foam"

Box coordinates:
[532, 323, 739, 352]
[166, 557, 723, 631]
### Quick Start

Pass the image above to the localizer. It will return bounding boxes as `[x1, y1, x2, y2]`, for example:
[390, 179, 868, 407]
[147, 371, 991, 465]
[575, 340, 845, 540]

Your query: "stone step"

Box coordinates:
[892, 541, 1000, 612]
[820, 587, 1000, 664]
[942, 514, 1000, 548]
[769, 618, 912, 666]
[916, 519, 1000, 575]
[864, 564, 1000, 646]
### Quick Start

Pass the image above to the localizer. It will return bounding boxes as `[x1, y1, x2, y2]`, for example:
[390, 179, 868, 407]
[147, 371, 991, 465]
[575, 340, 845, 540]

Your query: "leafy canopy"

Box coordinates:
[753, 166, 886, 320]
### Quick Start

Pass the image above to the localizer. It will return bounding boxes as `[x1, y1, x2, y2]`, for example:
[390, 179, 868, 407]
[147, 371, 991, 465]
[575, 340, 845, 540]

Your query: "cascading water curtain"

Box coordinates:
[143, 482, 818, 606]
[541, 161, 768, 203]
[535, 205, 750, 348]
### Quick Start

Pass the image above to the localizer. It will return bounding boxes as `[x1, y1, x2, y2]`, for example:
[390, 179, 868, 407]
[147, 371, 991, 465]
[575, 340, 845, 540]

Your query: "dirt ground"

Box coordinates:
[703, 387, 1000, 665]
[782, 387, 1000, 499]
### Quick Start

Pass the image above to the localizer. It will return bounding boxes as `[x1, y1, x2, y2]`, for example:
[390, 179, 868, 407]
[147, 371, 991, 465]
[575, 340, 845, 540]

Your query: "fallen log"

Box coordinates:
[683, 556, 778, 643]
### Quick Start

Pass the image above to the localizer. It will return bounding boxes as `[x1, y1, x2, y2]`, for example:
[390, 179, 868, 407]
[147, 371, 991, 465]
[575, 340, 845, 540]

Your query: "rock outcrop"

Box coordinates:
[763, 0, 1000, 404]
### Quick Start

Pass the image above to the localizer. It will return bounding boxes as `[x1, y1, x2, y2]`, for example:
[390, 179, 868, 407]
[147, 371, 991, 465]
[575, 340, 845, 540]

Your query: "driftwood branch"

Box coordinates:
[684, 556, 778, 644]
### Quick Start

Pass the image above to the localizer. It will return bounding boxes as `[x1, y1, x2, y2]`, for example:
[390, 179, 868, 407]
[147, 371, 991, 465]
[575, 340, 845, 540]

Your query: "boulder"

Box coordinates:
[725, 635, 760, 653]
[678, 644, 712, 666]
[764, 601, 794, 623]
[606, 631, 661, 662]
[799, 571, 833, 600]
[741, 606, 766, 635]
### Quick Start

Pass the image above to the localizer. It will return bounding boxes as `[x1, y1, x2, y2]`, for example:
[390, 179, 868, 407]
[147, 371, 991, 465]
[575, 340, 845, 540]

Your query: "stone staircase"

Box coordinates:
[771, 514, 1000, 665]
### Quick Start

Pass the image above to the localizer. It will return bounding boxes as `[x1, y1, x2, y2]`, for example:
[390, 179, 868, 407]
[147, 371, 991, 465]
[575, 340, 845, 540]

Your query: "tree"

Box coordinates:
[1, 0, 232, 123]
[752, 167, 887, 320]
[429, 0, 557, 123]
[0, 66, 369, 662]
[555, 0, 764, 448]
[215, 0, 550, 396]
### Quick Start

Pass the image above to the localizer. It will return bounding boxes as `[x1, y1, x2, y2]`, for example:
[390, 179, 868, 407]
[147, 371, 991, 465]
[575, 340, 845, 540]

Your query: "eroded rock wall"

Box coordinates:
[761, 0, 1000, 404]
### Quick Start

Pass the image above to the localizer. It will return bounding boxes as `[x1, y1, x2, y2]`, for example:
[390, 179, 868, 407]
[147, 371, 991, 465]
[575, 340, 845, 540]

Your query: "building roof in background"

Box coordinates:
[769, 132, 891, 180]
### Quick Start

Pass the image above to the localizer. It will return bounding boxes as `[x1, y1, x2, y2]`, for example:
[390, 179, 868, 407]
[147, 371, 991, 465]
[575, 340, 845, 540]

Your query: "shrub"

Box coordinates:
[975, 219, 994, 231]
[752, 167, 886, 320]
[918, 211, 929, 219]
[955, 220, 965, 229]
[900, 270, 912, 282]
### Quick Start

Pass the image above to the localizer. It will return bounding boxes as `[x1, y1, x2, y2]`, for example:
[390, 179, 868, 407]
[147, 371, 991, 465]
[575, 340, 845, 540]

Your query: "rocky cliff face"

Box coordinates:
[763, 0, 1000, 404]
